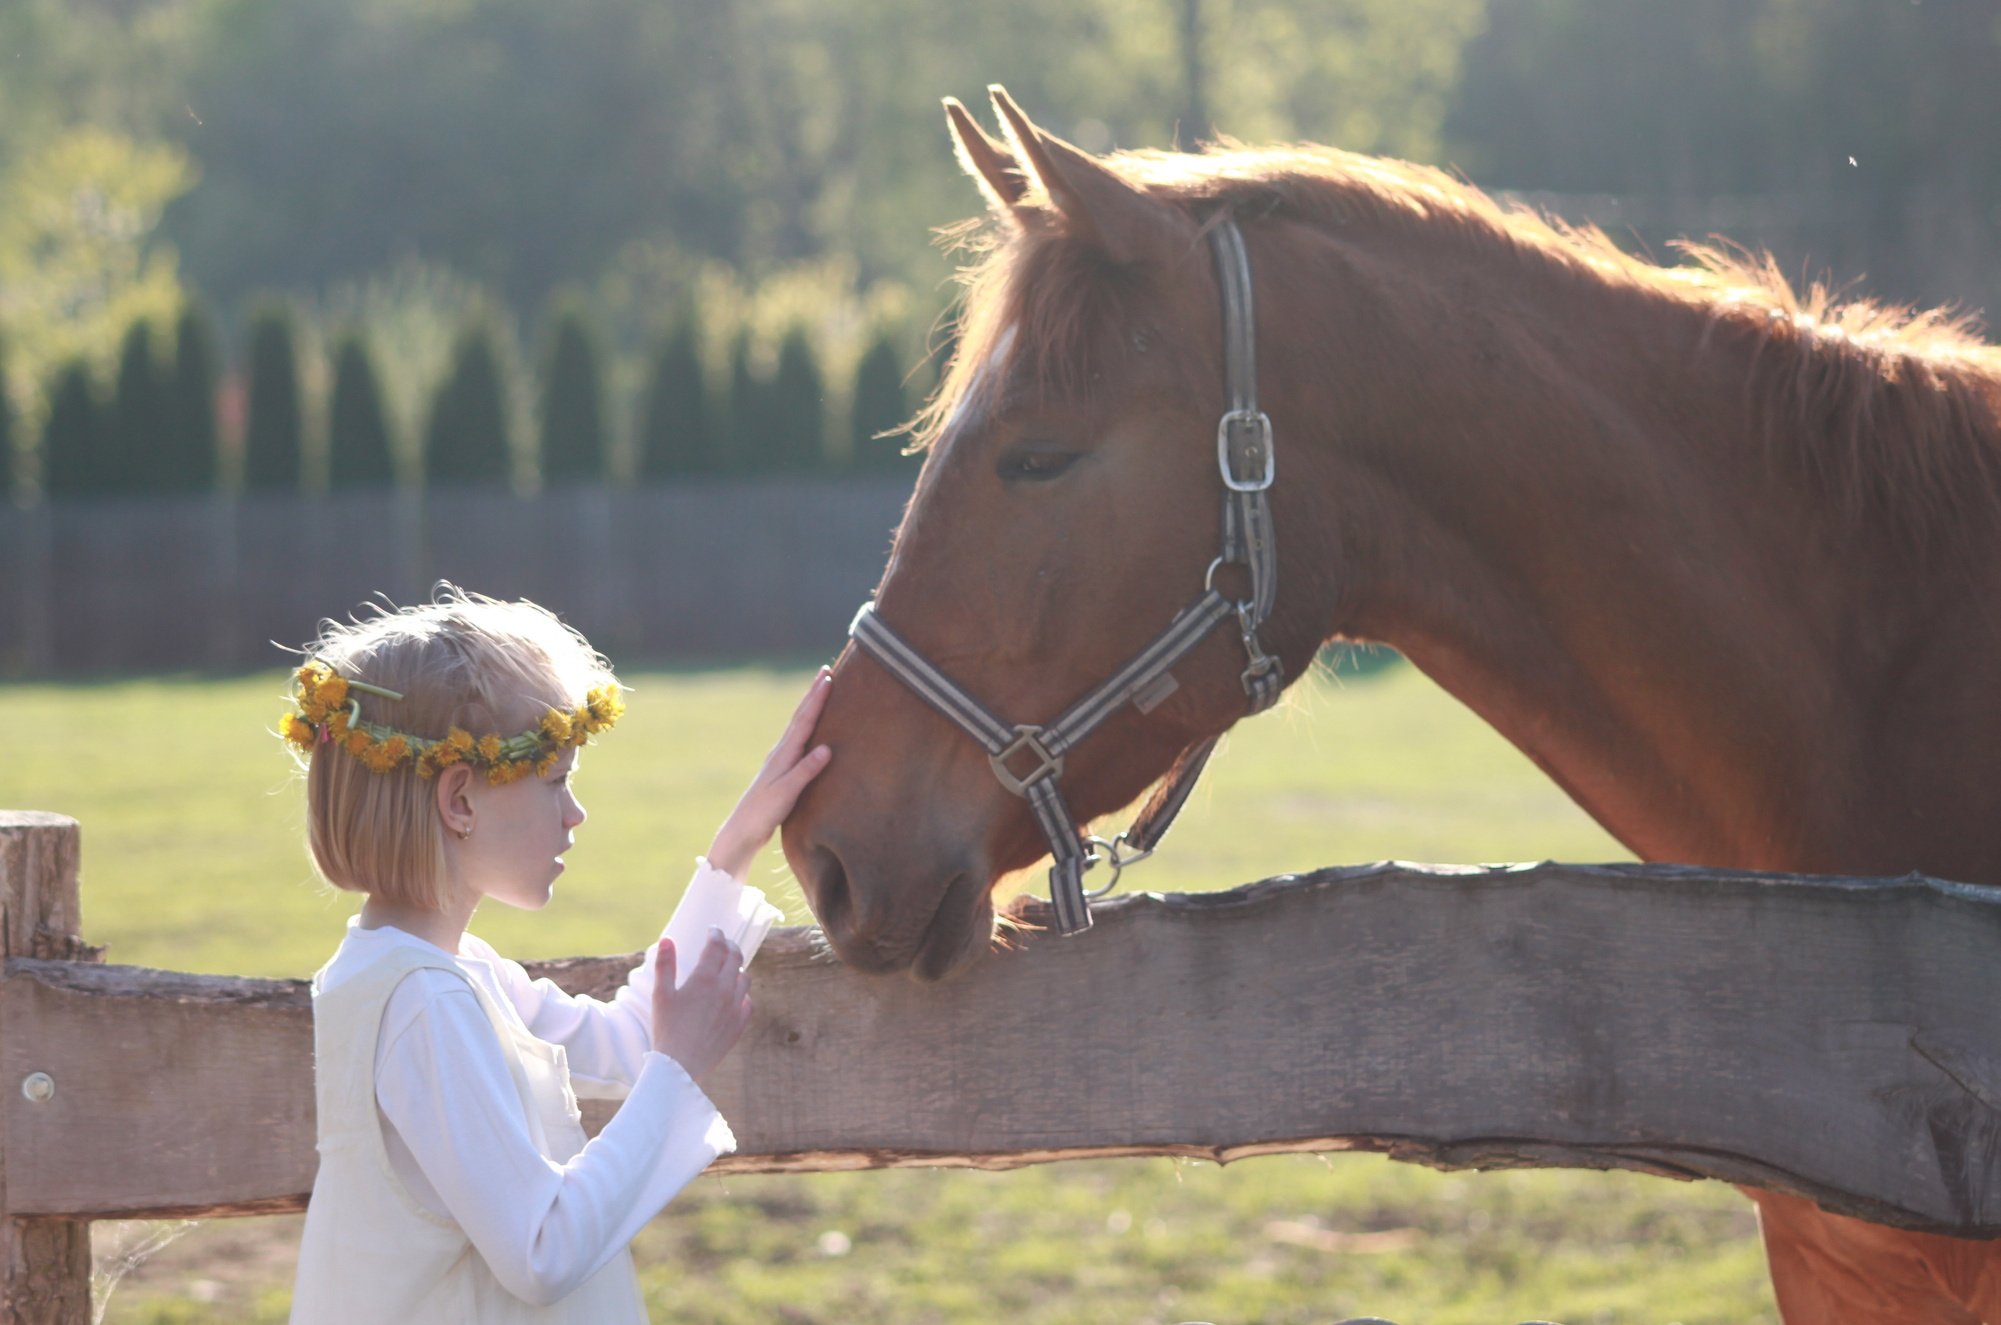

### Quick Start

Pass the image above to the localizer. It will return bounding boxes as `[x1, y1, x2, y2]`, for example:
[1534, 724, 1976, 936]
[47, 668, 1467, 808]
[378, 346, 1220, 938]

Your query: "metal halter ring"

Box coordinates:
[1081, 832, 1155, 899]
[1205, 555, 1251, 596]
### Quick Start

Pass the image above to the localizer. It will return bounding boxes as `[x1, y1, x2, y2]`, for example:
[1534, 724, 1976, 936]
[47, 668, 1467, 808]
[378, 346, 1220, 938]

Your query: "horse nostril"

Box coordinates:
[805, 845, 851, 935]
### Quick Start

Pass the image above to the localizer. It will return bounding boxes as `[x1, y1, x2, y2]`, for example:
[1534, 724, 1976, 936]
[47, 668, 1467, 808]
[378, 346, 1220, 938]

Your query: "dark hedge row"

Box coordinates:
[15, 298, 926, 500]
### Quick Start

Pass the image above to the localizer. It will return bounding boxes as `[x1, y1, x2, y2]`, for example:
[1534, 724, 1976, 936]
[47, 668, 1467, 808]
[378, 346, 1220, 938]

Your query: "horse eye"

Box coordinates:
[997, 448, 1081, 483]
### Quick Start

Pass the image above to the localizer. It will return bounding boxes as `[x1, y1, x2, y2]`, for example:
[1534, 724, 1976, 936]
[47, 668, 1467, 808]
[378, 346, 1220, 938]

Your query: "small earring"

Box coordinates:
[457, 825, 472, 841]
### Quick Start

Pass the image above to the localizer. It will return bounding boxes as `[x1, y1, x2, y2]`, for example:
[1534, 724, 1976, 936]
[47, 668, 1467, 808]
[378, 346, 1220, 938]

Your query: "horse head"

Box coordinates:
[781, 90, 1337, 978]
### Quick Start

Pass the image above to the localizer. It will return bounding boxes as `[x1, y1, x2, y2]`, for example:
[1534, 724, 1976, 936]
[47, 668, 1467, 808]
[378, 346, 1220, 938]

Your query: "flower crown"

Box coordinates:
[278, 660, 624, 784]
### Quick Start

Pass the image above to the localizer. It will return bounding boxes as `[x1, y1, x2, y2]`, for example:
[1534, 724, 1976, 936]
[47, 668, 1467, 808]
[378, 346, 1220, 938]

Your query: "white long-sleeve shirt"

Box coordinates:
[313, 862, 739, 1305]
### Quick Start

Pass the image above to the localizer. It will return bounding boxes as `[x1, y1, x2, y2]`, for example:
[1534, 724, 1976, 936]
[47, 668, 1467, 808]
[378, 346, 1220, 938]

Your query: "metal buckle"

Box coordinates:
[1236, 602, 1279, 691]
[1081, 832, 1153, 899]
[989, 725, 1064, 796]
[1216, 409, 1275, 492]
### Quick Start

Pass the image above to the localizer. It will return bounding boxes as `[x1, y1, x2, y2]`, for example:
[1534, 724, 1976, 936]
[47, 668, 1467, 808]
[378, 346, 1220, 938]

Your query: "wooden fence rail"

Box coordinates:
[6, 808, 2001, 1319]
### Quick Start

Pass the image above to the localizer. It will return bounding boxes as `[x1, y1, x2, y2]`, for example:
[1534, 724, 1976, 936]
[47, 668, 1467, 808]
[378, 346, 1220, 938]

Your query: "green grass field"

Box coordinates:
[0, 662, 1779, 1324]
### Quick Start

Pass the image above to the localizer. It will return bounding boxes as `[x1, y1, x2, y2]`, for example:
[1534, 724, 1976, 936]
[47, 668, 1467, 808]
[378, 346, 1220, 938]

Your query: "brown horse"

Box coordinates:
[779, 88, 2001, 1321]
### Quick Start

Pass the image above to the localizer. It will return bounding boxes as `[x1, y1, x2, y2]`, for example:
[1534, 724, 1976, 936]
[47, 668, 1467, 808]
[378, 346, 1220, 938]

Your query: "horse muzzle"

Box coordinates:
[788, 835, 996, 980]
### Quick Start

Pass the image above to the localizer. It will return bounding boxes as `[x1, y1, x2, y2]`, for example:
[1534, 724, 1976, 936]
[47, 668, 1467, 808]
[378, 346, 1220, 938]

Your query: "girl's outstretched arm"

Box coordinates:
[707, 668, 833, 878]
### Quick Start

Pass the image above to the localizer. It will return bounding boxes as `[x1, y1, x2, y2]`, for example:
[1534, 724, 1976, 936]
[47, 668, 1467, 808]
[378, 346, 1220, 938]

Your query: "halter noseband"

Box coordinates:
[849, 216, 1282, 935]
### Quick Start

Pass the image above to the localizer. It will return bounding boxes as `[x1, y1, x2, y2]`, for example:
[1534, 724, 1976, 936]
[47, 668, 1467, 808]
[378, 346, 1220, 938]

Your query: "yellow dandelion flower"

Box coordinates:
[380, 735, 409, 765]
[540, 708, 573, 744]
[535, 751, 560, 777]
[446, 728, 476, 753]
[296, 664, 351, 725]
[346, 731, 372, 757]
[581, 686, 625, 731]
[477, 734, 503, 763]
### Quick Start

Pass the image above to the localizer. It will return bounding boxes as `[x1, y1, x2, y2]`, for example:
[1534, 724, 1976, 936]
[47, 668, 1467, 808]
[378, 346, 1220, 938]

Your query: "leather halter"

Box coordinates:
[848, 216, 1282, 935]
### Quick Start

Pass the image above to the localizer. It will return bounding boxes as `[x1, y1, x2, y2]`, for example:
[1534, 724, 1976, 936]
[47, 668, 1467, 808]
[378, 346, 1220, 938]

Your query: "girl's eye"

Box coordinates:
[997, 447, 1081, 483]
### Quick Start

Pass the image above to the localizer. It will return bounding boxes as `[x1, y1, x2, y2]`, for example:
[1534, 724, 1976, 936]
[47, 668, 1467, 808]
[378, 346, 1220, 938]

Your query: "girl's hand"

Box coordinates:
[707, 669, 832, 879]
[650, 932, 752, 1079]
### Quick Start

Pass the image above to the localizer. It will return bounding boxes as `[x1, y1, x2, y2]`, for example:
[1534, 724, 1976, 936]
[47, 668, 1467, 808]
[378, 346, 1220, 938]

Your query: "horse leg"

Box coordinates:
[1751, 1189, 2001, 1324]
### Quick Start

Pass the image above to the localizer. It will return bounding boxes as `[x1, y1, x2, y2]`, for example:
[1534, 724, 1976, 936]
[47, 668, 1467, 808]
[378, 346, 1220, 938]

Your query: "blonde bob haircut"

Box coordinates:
[290, 585, 618, 910]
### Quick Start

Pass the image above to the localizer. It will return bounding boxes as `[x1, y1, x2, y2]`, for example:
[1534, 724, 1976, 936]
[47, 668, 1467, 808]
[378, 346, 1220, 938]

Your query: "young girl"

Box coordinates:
[282, 587, 830, 1323]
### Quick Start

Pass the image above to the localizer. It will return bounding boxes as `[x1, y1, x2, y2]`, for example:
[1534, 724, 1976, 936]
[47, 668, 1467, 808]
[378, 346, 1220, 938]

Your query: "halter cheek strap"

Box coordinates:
[849, 216, 1283, 935]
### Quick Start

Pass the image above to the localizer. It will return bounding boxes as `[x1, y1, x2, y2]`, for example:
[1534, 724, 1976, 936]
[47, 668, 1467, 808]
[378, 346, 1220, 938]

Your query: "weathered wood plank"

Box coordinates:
[5, 860, 2001, 1234]
[0, 812, 95, 1325]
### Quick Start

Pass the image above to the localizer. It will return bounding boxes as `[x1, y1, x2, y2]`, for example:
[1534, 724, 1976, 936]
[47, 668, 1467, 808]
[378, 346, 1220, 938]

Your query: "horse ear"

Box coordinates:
[945, 97, 1030, 220]
[987, 84, 1194, 265]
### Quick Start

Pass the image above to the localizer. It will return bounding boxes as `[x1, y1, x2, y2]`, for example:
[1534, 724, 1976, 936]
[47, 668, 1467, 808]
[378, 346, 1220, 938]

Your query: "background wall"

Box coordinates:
[0, 478, 913, 675]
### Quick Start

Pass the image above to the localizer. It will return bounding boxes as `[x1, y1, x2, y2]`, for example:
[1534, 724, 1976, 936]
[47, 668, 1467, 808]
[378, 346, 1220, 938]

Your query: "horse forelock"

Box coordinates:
[915, 226, 1157, 455]
[920, 140, 2001, 550]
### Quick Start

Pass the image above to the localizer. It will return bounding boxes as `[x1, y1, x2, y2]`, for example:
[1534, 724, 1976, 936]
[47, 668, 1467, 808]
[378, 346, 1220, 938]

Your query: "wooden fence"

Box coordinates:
[6, 808, 2001, 1320]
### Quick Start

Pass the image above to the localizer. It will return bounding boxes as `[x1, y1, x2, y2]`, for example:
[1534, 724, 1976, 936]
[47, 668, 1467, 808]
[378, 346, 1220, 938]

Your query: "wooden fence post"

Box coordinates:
[0, 813, 99, 1324]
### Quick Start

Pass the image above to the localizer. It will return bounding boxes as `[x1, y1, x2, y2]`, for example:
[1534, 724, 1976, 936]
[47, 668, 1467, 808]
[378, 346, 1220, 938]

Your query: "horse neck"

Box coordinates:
[1263, 219, 1977, 873]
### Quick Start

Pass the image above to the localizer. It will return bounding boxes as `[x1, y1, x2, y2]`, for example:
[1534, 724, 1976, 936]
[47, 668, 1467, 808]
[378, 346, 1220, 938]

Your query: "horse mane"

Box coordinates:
[920, 142, 2001, 550]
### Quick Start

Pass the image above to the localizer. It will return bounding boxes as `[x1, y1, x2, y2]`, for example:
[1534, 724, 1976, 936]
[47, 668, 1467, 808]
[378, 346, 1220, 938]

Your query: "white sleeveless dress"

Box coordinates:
[291, 943, 650, 1324]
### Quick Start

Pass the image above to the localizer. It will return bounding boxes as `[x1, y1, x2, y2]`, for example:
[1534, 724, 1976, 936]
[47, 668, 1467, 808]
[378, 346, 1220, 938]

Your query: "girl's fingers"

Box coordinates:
[692, 930, 734, 980]
[779, 744, 832, 795]
[775, 671, 832, 751]
[745, 738, 830, 822]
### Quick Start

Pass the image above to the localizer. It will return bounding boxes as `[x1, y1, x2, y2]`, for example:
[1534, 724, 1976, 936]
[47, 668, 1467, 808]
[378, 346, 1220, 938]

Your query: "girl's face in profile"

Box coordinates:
[459, 746, 587, 913]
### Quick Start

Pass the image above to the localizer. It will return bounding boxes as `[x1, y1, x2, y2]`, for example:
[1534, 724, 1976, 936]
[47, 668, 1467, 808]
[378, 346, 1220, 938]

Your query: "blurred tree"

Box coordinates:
[40, 359, 105, 499]
[1446, 0, 1767, 194]
[0, 0, 207, 178]
[171, 1, 750, 308]
[848, 329, 915, 473]
[537, 300, 608, 484]
[1443, 0, 2001, 310]
[242, 304, 304, 493]
[1176, 0, 1209, 140]
[0, 339, 14, 502]
[327, 332, 396, 490]
[637, 321, 713, 482]
[164, 299, 220, 493]
[110, 318, 168, 493]
[155, 0, 1492, 311]
[0, 127, 191, 431]
[720, 329, 759, 477]
[425, 317, 514, 488]
[16, 0, 1998, 354]
[1203, 0, 1485, 157]
[767, 325, 825, 473]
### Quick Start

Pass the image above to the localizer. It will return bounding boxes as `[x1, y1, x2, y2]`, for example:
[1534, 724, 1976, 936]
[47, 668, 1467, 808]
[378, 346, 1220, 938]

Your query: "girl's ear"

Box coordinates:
[435, 763, 476, 839]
